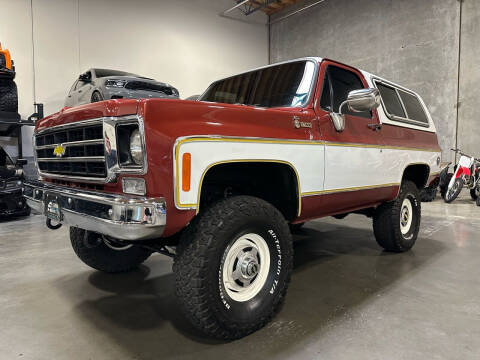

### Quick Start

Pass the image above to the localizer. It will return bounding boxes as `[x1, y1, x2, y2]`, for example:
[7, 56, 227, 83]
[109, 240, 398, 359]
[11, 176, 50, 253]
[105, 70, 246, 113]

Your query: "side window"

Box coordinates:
[321, 66, 370, 119]
[397, 90, 429, 124]
[376, 83, 406, 118]
[376, 80, 429, 126]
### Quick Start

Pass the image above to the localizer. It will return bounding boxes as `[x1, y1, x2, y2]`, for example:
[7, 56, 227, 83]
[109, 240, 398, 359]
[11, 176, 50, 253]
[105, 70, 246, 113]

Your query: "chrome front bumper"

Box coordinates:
[23, 182, 166, 241]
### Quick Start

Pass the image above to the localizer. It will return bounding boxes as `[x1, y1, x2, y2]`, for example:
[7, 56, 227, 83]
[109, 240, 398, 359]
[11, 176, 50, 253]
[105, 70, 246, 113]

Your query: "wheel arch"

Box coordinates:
[196, 160, 302, 220]
[400, 163, 430, 190]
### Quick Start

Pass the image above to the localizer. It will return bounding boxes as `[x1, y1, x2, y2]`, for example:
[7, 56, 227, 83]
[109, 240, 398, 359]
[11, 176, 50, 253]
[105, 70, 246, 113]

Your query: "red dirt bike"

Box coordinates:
[442, 148, 480, 204]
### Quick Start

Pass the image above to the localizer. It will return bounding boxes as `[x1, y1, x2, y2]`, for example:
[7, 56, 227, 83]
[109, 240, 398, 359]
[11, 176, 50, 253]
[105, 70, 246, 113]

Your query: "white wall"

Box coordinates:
[0, 0, 35, 158]
[0, 0, 268, 157]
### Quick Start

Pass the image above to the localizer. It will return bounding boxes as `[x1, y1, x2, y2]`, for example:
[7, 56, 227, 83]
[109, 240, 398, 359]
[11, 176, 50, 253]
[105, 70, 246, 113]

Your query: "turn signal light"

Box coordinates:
[182, 153, 191, 192]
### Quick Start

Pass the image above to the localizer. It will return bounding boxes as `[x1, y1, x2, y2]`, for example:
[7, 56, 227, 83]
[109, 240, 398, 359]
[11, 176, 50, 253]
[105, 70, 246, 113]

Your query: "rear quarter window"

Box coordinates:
[398, 90, 429, 124]
[375, 80, 430, 127]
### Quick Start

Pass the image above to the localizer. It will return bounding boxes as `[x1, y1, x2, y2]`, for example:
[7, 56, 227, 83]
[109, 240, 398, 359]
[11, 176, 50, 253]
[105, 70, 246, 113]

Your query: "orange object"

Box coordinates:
[0, 42, 13, 71]
[182, 153, 191, 192]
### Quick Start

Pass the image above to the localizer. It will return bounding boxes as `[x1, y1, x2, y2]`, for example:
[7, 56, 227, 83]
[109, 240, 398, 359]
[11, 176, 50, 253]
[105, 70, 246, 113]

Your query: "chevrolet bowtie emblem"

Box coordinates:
[53, 144, 66, 157]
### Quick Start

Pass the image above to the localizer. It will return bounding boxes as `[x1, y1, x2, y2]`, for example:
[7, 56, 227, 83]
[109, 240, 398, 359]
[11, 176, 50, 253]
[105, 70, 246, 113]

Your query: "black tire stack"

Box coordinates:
[0, 79, 18, 113]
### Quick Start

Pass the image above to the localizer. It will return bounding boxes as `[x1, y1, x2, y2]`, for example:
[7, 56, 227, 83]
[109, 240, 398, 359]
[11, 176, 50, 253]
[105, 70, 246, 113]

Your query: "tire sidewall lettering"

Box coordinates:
[217, 225, 287, 318]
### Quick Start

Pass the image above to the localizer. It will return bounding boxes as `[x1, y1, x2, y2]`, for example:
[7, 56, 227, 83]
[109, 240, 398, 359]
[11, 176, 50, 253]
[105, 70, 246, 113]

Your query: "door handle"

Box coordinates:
[368, 123, 382, 131]
[78, 90, 82, 93]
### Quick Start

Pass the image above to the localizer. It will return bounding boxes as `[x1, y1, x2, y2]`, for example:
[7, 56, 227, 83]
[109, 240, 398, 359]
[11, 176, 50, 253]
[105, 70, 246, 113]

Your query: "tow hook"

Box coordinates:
[46, 218, 62, 230]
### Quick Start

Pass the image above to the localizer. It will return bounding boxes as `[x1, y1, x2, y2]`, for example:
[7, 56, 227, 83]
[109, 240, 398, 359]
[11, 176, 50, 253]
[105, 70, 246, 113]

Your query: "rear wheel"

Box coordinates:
[174, 196, 293, 340]
[470, 187, 480, 201]
[70, 227, 152, 273]
[289, 222, 305, 232]
[373, 181, 421, 252]
[444, 178, 463, 203]
[421, 186, 437, 202]
[0, 80, 18, 112]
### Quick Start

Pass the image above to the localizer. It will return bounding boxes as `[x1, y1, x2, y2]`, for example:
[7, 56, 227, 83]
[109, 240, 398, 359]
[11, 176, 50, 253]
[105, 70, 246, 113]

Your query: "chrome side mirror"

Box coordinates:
[329, 88, 381, 132]
[346, 88, 381, 112]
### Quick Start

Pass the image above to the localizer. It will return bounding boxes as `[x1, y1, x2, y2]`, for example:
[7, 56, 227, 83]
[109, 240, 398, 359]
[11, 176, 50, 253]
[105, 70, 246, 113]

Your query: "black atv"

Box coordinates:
[0, 146, 29, 217]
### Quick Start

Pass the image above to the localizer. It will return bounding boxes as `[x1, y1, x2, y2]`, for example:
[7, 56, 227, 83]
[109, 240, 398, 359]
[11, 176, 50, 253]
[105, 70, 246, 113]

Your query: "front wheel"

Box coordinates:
[70, 227, 152, 273]
[373, 181, 421, 252]
[91, 91, 103, 103]
[444, 178, 464, 203]
[173, 196, 293, 340]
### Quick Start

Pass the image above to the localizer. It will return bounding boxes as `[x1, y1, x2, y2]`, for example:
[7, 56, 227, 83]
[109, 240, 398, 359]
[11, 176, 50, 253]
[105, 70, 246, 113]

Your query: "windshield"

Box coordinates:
[0, 147, 13, 167]
[200, 60, 316, 108]
[94, 69, 140, 78]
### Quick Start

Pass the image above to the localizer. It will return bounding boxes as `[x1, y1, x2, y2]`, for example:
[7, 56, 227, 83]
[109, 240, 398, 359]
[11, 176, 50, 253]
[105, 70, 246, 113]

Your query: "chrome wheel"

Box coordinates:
[400, 198, 413, 235]
[222, 233, 270, 302]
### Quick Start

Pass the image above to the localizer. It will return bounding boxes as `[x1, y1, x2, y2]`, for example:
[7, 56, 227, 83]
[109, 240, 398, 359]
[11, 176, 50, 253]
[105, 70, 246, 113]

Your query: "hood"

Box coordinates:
[35, 99, 140, 132]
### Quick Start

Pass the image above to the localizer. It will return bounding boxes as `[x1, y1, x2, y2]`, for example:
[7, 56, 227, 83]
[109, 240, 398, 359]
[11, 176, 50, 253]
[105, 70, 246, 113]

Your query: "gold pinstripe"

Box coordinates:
[301, 183, 400, 197]
[174, 136, 439, 211]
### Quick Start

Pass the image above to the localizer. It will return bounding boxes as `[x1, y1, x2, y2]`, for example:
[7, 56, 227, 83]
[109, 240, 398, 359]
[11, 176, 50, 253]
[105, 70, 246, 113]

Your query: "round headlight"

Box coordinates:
[129, 129, 143, 165]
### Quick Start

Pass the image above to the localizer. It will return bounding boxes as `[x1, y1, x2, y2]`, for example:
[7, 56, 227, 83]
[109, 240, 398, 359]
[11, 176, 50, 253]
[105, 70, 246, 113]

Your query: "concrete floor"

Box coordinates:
[1, 193, 480, 360]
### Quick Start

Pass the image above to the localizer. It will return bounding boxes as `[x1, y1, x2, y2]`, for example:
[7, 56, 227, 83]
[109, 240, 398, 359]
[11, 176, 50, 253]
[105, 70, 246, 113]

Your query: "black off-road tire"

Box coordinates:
[70, 227, 152, 273]
[91, 91, 103, 103]
[0, 80, 18, 113]
[476, 197, 480, 207]
[289, 222, 305, 232]
[470, 188, 479, 201]
[173, 196, 293, 340]
[440, 173, 453, 199]
[444, 178, 463, 203]
[421, 186, 438, 202]
[373, 181, 421, 252]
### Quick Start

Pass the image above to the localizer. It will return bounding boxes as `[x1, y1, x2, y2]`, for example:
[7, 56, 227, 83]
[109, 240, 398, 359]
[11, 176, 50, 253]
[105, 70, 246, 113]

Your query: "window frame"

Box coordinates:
[319, 64, 372, 119]
[198, 59, 319, 109]
[373, 78, 430, 128]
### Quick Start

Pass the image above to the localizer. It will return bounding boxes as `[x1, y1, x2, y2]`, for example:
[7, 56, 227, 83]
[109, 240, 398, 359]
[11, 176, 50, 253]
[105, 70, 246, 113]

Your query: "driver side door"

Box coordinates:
[316, 61, 390, 213]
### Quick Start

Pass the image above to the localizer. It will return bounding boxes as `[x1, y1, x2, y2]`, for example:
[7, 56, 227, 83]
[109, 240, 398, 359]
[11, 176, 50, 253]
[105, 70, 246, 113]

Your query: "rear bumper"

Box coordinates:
[23, 182, 166, 241]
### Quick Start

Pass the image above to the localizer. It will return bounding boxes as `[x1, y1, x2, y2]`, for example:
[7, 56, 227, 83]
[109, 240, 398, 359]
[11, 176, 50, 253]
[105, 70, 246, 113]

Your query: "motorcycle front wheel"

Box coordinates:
[444, 178, 464, 203]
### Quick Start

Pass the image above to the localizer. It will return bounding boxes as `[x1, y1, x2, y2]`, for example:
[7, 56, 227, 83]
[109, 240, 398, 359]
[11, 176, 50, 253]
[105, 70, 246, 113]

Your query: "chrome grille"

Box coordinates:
[35, 122, 107, 179]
